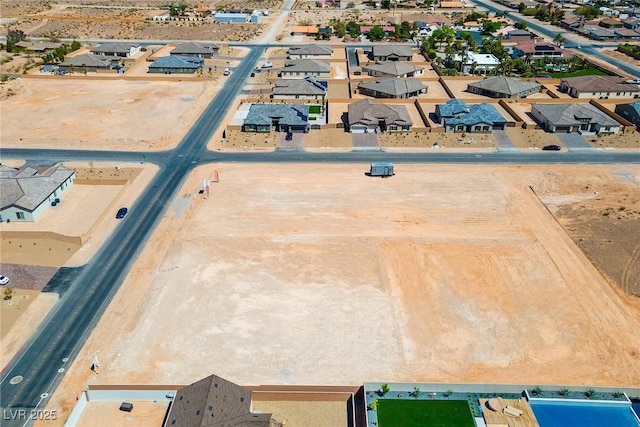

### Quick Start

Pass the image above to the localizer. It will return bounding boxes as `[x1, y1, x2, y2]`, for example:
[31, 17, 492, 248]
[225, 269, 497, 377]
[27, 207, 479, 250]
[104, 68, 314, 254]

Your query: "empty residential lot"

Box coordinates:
[43, 164, 640, 424]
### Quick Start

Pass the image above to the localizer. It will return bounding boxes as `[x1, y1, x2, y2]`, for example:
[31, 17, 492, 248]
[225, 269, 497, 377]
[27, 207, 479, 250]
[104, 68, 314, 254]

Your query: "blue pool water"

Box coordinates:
[530, 400, 640, 427]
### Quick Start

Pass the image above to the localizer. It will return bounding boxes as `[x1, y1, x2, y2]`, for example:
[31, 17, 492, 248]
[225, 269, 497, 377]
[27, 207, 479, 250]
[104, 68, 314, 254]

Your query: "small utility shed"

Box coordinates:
[369, 162, 394, 177]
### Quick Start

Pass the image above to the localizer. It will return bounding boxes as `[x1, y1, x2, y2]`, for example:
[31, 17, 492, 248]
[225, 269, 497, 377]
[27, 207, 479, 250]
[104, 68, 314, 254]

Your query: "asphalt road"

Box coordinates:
[471, 0, 640, 79]
[0, 46, 263, 427]
[1, 39, 640, 427]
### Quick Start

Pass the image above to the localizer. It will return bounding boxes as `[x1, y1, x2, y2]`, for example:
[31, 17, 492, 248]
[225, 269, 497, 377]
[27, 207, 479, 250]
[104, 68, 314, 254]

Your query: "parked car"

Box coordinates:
[261, 62, 273, 69]
[116, 207, 128, 219]
[223, 68, 230, 76]
[285, 132, 293, 141]
[542, 144, 561, 151]
[250, 72, 256, 77]
[0, 275, 10, 285]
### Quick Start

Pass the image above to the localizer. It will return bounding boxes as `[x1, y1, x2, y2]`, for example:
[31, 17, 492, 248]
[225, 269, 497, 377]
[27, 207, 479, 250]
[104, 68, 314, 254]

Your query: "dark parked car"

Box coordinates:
[116, 207, 128, 219]
[542, 144, 561, 151]
[285, 132, 293, 141]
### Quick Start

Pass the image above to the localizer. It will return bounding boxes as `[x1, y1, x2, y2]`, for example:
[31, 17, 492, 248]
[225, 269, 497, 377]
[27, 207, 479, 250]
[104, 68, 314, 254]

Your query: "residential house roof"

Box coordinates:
[362, 61, 424, 76]
[588, 27, 616, 38]
[165, 374, 272, 427]
[599, 18, 623, 27]
[372, 44, 413, 58]
[440, 1, 464, 7]
[90, 42, 139, 54]
[513, 41, 565, 54]
[0, 163, 74, 212]
[171, 42, 219, 55]
[59, 53, 112, 68]
[507, 29, 534, 37]
[215, 12, 248, 18]
[561, 75, 640, 93]
[533, 103, 620, 127]
[623, 17, 640, 25]
[614, 28, 640, 37]
[282, 59, 331, 73]
[288, 44, 333, 56]
[348, 99, 412, 126]
[149, 55, 203, 69]
[452, 52, 500, 66]
[360, 25, 396, 33]
[358, 78, 427, 97]
[438, 100, 507, 126]
[467, 76, 541, 96]
[271, 77, 327, 96]
[244, 104, 310, 127]
[15, 41, 62, 51]
[627, 100, 640, 114]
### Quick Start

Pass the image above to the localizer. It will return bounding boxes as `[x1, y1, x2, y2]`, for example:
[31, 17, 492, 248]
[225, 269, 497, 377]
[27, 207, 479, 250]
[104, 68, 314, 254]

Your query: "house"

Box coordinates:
[14, 41, 62, 53]
[279, 59, 331, 79]
[531, 103, 621, 134]
[561, 17, 584, 29]
[623, 17, 640, 29]
[90, 42, 141, 58]
[164, 374, 272, 427]
[371, 45, 413, 61]
[599, 18, 624, 28]
[360, 25, 396, 35]
[170, 42, 219, 58]
[58, 54, 116, 72]
[271, 77, 327, 100]
[615, 101, 640, 130]
[0, 163, 75, 222]
[559, 75, 640, 99]
[347, 99, 413, 133]
[588, 27, 616, 40]
[614, 28, 640, 38]
[358, 78, 427, 98]
[505, 29, 534, 40]
[214, 12, 248, 23]
[451, 52, 500, 74]
[148, 55, 203, 74]
[242, 104, 310, 133]
[287, 44, 333, 59]
[467, 76, 541, 98]
[512, 41, 566, 59]
[435, 99, 507, 132]
[291, 25, 319, 36]
[362, 61, 424, 78]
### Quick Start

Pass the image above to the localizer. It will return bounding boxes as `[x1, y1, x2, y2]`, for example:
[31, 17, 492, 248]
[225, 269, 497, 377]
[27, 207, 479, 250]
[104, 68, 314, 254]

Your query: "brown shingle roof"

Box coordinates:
[561, 75, 640, 93]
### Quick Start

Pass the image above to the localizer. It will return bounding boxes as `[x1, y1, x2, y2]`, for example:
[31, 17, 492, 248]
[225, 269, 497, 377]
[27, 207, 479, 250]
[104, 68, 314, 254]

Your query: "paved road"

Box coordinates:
[0, 46, 263, 427]
[471, 0, 640, 78]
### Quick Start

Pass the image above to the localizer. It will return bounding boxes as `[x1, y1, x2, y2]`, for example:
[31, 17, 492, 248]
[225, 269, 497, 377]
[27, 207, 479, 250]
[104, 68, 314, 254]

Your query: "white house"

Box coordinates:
[0, 163, 75, 222]
[451, 52, 500, 74]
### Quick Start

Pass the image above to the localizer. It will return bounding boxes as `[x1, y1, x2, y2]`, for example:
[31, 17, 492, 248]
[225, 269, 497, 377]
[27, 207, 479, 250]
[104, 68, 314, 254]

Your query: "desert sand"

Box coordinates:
[40, 163, 640, 425]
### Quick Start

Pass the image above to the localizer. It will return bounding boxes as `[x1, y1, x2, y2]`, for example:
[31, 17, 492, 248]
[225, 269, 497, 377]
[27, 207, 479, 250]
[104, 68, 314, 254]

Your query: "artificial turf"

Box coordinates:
[376, 399, 475, 427]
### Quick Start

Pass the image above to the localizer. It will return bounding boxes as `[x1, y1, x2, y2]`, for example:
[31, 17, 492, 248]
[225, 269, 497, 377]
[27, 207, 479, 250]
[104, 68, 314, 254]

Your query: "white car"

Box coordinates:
[0, 275, 9, 285]
[261, 62, 273, 69]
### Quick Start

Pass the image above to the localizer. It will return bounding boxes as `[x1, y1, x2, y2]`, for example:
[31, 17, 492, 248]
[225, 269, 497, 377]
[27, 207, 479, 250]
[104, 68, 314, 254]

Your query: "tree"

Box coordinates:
[514, 21, 528, 30]
[169, 2, 187, 17]
[575, 5, 600, 19]
[368, 25, 385, 41]
[553, 33, 566, 46]
[381, 0, 391, 8]
[482, 21, 501, 34]
[346, 21, 360, 38]
[3, 287, 13, 300]
[70, 40, 81, 51]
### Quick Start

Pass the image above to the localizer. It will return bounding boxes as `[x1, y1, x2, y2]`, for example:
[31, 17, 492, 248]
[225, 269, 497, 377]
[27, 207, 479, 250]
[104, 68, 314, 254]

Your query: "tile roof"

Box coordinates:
[90, 42, 139, 54]
[513, 41, 565, 54]
[467, 76, 541, 96]
[292, 25, 319, 33]
[614, 28, 640, 36]
[372, 44, 413, 58]
[0, 164, 74, 212]
[288, 44, 333, 56]
[281, 59, 331, 73]
[60, 53, 112, 67]
[171, 42, 219, 55]
[533, 103, 620, 127]
[272, 77, 327, 96]
[561, 75, 639, 93]
[358, 78, 427, 97]
[149, 55, 203, 69]
[438, 100, 507, 126]
[362, 61, 424, 76]
[348, 99, 413, 126]
[244, 104, 310, 126]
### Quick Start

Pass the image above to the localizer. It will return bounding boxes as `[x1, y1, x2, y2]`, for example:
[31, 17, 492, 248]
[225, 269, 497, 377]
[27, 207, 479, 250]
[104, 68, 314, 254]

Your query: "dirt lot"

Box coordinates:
[42, 163, 640, 424]
[0, 79, 221, 151]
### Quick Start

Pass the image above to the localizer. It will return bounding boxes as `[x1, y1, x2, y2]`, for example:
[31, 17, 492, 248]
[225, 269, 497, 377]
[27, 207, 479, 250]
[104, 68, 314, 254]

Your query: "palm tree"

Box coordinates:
[553, 33, 566, 47]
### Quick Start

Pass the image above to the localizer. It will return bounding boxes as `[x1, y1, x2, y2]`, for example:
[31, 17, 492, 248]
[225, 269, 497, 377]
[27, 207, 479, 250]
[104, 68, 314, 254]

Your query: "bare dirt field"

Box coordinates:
[0, 79, 220, 151]
[75, 400, 169, 427]
[43, 163, 640, 424]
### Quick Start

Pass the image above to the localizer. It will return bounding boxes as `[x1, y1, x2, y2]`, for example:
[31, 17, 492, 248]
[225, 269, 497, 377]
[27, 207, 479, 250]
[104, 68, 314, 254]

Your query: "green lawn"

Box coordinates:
[377, 399, 475, 427]
[548, 67, 610, 78]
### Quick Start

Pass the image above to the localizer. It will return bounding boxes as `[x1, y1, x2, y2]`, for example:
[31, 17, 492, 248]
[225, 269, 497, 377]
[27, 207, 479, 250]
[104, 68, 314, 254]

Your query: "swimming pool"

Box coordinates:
[530, 400, 640, 427]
